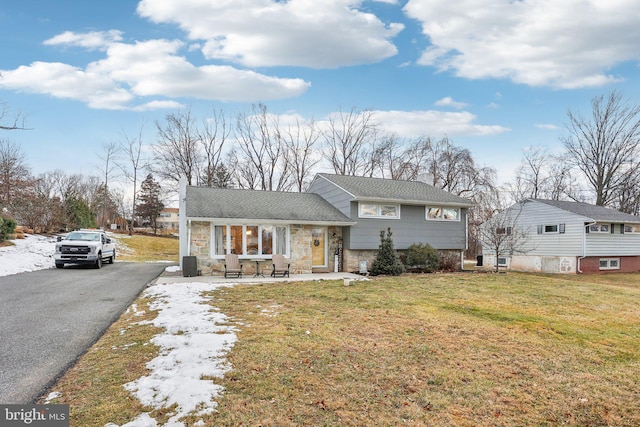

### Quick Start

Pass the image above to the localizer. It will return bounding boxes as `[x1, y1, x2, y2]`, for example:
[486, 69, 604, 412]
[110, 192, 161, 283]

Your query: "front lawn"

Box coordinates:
[44, 272, 640, 426]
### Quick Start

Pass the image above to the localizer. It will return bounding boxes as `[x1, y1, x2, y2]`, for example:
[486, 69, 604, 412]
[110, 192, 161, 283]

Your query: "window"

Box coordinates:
[426, 206, 460, 221]
[589, 223, 610, 233]
[497, 257, 508, 267]
[537, 224, 565, 234]
[599, 258, 620, 270]
[359, 202, 400, 219]
[212, 225, 289, 258]
[624, 224, 640, 234]
[496, 227, 512, 235]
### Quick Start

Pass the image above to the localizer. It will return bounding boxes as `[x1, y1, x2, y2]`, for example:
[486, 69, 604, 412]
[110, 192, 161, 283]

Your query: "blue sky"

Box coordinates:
[1, 0, 639, 184]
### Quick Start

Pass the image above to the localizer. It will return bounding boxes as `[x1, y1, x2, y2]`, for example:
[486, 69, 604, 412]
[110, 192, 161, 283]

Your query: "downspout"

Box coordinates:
[187, 220, 192, 260]
[463, 210, 469, 270]
[578, 221, 597, 273]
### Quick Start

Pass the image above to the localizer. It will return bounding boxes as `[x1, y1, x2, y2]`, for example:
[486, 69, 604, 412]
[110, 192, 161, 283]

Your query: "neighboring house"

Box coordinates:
[179, 173, 474, 275]
[481, 199, 640, 274]
[156, 207, 179, 232]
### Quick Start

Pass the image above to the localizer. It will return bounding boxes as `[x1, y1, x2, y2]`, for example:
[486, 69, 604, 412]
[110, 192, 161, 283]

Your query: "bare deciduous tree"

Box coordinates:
[97, 142, 119, 228]
[197, 109, 230, 187]
[232, 103, 291, 191]
[118, 127, 147, 235]
[0, 101, 27, 131]
[479, 203, 532, 272]
[154, 109, 201, 186]
[322, 107, 380, 176]
[281, 117, 321, 192]
[0, 139, 31, 208]
[562, 91, 640, 206]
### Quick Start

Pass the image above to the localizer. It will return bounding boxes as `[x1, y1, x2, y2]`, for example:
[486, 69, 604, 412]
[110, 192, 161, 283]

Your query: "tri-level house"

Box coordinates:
[179, 173, 474, 275]
[481, 199, 640, 273]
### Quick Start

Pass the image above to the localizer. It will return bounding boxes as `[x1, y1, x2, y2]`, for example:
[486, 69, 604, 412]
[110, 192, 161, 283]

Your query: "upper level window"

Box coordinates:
[589, 223, 609, 233]
[624, 224, 640, 233]
[537, 223, 565, 234]
[359, 202, 400, 219]
[427, 207, 460, 221]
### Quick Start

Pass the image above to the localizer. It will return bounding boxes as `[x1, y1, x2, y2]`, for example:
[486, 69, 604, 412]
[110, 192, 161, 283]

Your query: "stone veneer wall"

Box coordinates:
[343, 249, 378, 274]
[188, 223, 345, 276]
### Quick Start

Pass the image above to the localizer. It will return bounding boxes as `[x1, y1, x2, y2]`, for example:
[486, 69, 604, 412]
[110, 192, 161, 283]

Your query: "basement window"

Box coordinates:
[599, 258, 620, 270]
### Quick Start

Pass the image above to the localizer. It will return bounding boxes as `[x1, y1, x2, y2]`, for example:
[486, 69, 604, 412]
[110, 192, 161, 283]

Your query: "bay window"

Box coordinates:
[212, 224, 288, 258]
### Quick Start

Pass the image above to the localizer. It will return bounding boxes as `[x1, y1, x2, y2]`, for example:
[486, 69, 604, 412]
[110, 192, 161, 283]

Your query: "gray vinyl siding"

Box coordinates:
[492, 200, 640, 257]
[307, 176, 352, 217]
[516, 202, 585, 256]
[348, 203, 467, 250]
[584, 224, 640, 256]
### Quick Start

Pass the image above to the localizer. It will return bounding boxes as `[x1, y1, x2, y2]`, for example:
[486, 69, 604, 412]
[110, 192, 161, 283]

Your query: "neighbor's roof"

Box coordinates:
[314, 173, 474, 206]
[185, 186, 355, 224]
[531, 199, 640, 223]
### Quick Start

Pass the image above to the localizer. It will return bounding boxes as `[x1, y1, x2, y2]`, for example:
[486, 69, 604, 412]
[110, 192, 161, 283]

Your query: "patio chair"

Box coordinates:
[224, 253, 243, 278]
[270, 254, 290, 277]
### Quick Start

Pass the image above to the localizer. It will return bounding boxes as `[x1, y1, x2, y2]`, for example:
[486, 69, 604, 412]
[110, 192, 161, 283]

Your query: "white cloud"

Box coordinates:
[0, 61, 134, 110]
[434, 96, 468, 109]
[535, 123, 559, 130]
[132, 100, 186, 112]
[0, 35, 310, 109]
[43, 30, 124, 50]
[405, 0, 640, 88]
[136, 0, 403, 68]
[372, 109, 509, 137]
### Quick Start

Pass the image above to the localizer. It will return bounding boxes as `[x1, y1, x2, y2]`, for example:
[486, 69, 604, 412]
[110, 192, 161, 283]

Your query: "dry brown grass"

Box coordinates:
[113, 233, 179, 263]
[209, 273, 640, 426]
[42, 272, 640, 426]
[41, 297, 162, 426]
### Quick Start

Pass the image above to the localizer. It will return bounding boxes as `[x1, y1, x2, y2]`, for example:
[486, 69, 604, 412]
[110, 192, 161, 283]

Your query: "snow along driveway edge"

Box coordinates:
[105, 281, 238, 427]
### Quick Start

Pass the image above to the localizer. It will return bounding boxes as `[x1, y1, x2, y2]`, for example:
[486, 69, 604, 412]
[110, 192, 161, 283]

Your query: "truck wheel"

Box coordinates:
[95, 254, 102, 269]
[108, 251, 115, 264]
[55, 263, 64, 269]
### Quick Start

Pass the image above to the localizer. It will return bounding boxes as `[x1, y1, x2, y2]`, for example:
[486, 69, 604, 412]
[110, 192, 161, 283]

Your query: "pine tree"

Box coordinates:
[370, 227, 405, 276]
[64, 195, 96, 230]
[136, 174, 164, 234]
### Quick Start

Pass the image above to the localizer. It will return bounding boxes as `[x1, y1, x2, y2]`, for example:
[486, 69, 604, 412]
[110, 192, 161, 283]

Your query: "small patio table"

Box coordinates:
[253, 259, 267, 277]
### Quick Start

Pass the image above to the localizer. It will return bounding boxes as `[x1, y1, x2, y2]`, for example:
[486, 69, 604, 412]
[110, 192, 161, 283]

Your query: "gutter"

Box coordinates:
[577, 221, 597, 273]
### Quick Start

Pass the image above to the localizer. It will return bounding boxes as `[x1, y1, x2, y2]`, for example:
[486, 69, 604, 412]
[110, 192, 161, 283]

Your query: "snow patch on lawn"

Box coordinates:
[0, 234, 56, 276]
[109, 281, 238, 426]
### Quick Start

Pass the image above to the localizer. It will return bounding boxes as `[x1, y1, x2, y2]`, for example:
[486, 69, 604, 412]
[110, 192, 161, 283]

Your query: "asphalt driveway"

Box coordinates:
[0, 262, 167, 404]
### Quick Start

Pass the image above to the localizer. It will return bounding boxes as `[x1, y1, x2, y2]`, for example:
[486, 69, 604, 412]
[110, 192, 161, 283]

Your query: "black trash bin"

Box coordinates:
[183, 256, 198, 277]
[476, 255, 483, 267]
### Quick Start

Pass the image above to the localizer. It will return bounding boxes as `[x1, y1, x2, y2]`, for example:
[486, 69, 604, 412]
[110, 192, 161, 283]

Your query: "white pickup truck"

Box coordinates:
[54, 229, 116, 269]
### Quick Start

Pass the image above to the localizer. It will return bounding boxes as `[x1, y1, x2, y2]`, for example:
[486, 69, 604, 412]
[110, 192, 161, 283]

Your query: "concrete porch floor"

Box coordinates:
[154, 271, 368, 285]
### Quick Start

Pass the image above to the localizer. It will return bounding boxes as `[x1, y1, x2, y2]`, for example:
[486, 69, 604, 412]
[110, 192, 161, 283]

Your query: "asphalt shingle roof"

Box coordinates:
[532, 199, 640, 223]
[186, 186, 355, 224]
[316, 173, 474, 206]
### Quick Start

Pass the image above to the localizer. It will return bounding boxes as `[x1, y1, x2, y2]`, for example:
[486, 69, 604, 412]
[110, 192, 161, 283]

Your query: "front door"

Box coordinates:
[311, 227, 327, 268]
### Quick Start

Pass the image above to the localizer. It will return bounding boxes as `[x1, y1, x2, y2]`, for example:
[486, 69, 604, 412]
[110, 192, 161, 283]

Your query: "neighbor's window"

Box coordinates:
[624, 224, 640, 233]
[537, 223, 566, 234]
[589, 223, 610, 233]
[427, 206, 460, 221]
[496, 227, 512, 235]
[599, 258, 620, 270]
[497, 257, 508, 267]
[212, 224, 289, 258]
[359, 202, 400, 219]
